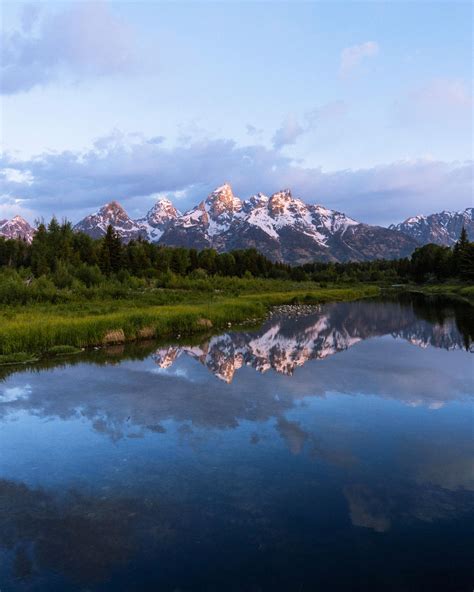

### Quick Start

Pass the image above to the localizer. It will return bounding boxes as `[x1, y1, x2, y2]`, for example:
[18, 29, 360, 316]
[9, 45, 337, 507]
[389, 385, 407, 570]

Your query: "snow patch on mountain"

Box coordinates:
[73, 201, 147, 242]
[137, 198, 180, 241]
[390, 207, 473, 246]
[0, 215, 35, 242]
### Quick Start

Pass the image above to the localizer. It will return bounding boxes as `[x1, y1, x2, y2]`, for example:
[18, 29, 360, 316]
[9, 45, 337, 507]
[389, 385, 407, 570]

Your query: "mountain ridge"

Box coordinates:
[1, 184, 471, 263]
[389, 208, 474, 246]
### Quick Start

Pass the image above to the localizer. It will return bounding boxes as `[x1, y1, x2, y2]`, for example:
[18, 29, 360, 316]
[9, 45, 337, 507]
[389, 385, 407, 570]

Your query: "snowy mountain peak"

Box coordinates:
[243, 193, 269, 212]
[145, 198, 180, 225]
[390, 207, 473, 246]
[271, 188, 293, 200]
[205, 184, 242, 217]
[135, 198, 181, 242]
[74, 200, 146, 242]
[158, 186, 419, 262]
[0, 215, 35, 242]
[268, 189, 294, 212]
[69, 189, 463, 262]
[100, 201, 125, 214]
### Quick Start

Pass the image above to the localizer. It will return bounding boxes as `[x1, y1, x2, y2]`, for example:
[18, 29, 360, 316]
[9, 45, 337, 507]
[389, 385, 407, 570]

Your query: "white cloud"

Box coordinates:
[340, 41, 379, 78]
[272, 115, 305, 149]
[0, 385, 32, 403]
[413, 78, 472, 109]
[272, 101, 348, 150]
[0, 1, 136, 94]
[0, 132, 471, 226]
[394, 78, 473, 126]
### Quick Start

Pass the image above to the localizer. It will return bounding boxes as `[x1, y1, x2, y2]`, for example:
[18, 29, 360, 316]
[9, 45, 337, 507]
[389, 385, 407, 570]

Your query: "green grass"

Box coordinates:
[46, 345, 83, 356]
[0, 284, 379, 355]
[0, 352, 40, 366]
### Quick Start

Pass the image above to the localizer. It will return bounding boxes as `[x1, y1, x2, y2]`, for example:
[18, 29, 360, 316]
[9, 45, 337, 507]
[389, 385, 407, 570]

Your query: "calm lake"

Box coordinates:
[0, 295, 473, 591]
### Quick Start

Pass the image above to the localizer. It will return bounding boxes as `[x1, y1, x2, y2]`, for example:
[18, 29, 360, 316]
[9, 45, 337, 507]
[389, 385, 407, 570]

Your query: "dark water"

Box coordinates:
[0, 296, 473, 592]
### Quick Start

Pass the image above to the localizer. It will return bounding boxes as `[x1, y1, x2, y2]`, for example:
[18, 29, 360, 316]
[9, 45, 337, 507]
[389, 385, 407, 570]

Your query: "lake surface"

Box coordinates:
[0, 296, 473, 591]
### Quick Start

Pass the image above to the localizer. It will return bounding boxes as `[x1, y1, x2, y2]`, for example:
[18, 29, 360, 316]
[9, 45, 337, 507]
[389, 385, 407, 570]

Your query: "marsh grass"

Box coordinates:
[0, 285, 379, 355]
[46, 345, 83, 356]
[0, 352, 40, 365]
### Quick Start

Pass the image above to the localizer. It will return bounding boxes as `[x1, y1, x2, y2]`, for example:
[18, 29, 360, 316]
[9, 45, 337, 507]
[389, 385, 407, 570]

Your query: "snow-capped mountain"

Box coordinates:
[159, 184, 243, 250]
[136, 198, 181, 242]
[0, 215, 35, 242]
[73, 201, 147, 242]
[160, 184, 418, 263]
[56, 185, 471, 262]
[153, 300, 469, 383]
[390, 208, 474, 246]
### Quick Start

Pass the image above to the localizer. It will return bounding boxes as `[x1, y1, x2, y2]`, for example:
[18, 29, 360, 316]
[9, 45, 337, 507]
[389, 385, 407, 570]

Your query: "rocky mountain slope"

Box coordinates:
[136, 198, 181, 242]
[389, 208, 473, 246]
[0, 215, 35, 242]
[73, 201, 148, 241]
[159, 184, 420, 263]
[3, 184, 471, 264]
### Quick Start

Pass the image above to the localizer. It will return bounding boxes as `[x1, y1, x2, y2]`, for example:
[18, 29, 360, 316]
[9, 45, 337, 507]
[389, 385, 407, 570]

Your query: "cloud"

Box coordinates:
[272, 115, 305, 149]
[413, 78, 472, 109]
[0, 1, 135, 94]
[340, 41, 379, 77]
[344, 484, 391, 532]
[272, 101, 348, 150]
[276, 418, 308, 455]
[0, 131, 472, 225]
[246, 124, 264, 138]
[394, 78, 473, 126]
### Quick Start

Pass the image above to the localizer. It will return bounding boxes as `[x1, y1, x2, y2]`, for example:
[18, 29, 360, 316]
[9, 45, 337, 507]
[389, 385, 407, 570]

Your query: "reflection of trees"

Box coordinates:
[0, 340, 160, 383]
[453, 305, 474, 351]
[154, 298, 471, 382]
[400, 293, 474, 351]
[0, 297, 471, 443]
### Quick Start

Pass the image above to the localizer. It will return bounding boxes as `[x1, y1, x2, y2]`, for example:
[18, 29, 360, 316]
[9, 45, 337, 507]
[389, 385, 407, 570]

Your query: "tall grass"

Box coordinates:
[0, 285, 379, 354]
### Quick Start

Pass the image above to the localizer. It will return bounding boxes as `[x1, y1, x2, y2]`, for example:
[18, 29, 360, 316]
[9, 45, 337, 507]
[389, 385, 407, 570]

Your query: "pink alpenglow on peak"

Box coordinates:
[73, 201, 147, 242]
[0, 215, 35, 242]
[23, 183, 469, 262]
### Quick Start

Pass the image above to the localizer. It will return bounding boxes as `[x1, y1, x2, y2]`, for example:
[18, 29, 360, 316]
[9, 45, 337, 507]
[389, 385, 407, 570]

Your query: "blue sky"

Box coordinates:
[0, 0, 472, 225]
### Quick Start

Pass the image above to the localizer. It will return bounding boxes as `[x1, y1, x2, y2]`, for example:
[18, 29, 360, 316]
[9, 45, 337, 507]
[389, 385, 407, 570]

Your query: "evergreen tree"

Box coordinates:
[100, 225, 122, 275]
[453, 226, 469, 275]
[458, 243, 474, 281]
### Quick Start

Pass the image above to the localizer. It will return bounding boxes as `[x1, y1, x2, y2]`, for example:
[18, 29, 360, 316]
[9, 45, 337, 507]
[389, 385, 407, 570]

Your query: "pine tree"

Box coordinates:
[99, 225, 122, 275]
[453, 226, 470, 276]
[459, 243, 474, 281]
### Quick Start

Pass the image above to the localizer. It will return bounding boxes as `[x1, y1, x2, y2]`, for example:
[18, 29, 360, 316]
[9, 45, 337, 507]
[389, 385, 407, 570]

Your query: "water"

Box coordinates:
[0, 296, 473, 591]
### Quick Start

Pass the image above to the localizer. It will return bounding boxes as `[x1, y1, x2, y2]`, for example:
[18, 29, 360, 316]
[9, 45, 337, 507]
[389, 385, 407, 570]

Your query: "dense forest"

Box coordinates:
[0, 219, 473, 305]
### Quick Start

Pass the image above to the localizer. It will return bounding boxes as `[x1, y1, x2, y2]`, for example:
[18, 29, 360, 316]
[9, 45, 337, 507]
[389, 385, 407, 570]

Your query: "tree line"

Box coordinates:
[0, 219, 473, 289]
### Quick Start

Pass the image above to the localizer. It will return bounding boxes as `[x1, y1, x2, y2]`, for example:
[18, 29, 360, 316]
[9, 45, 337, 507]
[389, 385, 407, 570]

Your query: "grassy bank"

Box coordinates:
[0, 284, 379, 357]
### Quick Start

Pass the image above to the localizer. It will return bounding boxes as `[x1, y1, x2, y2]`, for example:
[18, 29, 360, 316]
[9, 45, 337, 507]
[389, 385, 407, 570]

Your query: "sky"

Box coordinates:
[0, 0, 472, 225]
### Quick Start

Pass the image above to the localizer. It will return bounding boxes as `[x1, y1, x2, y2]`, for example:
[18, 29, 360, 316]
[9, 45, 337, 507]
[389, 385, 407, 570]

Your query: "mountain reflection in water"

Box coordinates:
[153, 297, 473, 382]
[0, 296, 473, 592]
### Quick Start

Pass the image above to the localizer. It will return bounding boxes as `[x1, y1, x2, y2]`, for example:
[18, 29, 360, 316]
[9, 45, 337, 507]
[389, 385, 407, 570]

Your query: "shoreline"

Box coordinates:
[2, 282, 472, 365]
[0, 286, 379, 363]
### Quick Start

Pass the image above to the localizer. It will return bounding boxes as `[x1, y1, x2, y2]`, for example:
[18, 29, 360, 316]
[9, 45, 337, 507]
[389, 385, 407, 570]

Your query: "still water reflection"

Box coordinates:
[0, 296, 473, 591]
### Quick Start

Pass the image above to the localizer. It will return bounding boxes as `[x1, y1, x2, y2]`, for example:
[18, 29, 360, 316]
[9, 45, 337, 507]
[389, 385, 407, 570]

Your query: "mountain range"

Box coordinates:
[1, 184, 472, 264]
[389, 208, 474, 246]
